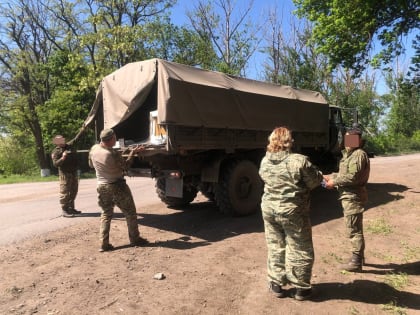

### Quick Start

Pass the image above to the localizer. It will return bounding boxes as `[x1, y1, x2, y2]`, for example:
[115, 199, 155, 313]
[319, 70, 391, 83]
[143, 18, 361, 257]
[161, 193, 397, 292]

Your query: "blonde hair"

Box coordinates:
[267, 127, 294, 152]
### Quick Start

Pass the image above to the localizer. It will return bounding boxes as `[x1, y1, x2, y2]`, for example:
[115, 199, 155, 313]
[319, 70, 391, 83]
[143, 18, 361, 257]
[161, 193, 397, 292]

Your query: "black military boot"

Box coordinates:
[69, 208, 82, 214]
[341, 253, 363, 272]
[293, 288, 312, 301]
[62, 207, 74, 217]
[268, 281, 285, 298]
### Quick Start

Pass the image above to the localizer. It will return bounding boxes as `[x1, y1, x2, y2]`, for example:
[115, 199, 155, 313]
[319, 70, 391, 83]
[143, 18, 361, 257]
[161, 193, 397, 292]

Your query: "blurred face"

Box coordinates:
[344, 133, 361, 150]
[53, 136, 66, 147]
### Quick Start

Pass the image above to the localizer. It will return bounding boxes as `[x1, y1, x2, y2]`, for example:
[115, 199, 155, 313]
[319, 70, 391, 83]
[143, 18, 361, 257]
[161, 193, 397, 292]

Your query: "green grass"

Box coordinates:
[321, 252, 343, 264]
[371, 251, 395, 262]
[0, 174, 59, 184]
[381, 301, 408, 315]
[366, 218, 393, 235]
[400, 241, 420, 262]
[348, 305, 360, 314]
[0, 172, 95, 184]
[384, 272, 409, 290]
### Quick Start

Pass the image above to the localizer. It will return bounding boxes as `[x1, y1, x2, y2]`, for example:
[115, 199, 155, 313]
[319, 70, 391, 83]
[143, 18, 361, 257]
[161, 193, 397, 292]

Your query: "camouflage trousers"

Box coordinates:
[59, 171, 78, 211]
[97, 180, 140, 247]
[341, 199, 365, 256]
[262, 205, 314, 289]
[344, 212, 365, 256]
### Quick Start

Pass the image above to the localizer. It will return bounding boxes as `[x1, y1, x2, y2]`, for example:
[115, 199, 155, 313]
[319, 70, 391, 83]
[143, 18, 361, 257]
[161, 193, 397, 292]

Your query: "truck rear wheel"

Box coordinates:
[215, 160, 263, 216]
[155, 178, 198, 208]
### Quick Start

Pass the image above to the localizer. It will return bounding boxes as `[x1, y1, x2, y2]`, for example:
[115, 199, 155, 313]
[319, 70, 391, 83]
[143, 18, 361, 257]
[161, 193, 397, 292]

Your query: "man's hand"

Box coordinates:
[127, 145, 145, 159]
[324, 178, 335, 190]
[131, 144, 145, 153]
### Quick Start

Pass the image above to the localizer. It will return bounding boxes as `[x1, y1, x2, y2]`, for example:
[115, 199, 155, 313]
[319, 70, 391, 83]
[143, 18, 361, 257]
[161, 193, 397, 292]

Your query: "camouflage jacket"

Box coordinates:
[51, 144, 78, 173]
[331, 148, 370, 202]
[259, 151, 323, 213]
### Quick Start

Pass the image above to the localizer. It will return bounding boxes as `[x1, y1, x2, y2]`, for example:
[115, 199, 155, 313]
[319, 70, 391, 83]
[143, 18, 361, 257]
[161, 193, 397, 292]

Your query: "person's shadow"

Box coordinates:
[366, 182, 409, 209]
[309, 182, 410, 226]
[135, 201, 264, 250]
[363, 261, 420, 276]
[312, 279, 420, 310]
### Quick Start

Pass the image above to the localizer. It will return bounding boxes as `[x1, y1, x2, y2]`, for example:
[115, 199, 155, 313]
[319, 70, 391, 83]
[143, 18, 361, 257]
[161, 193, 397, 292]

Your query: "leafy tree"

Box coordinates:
[39, 50, 95, 150]
[135, 17, 217, 68]
[0, 136, 38, 175]
[261, 4, 383, 135]
[56, 0, 176, 79]
[262, 6, 330, 93]
[293, 0, 420, 74]
[379, 34, 420, 138]
[186, 0, 260, 76]
[0, 0, 188, 173]
[384, 74, 419, 137]
[328, 70, 384, 135]
[0, 0, 63, 170]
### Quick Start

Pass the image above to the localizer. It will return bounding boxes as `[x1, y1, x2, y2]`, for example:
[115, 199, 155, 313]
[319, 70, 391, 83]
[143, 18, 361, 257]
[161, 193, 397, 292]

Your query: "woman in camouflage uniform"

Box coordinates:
[259, 127, 323, 301]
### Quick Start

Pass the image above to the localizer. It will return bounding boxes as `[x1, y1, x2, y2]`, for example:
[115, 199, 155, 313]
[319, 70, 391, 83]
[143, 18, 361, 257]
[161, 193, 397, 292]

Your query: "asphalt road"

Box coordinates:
[0, 177, 159, 246]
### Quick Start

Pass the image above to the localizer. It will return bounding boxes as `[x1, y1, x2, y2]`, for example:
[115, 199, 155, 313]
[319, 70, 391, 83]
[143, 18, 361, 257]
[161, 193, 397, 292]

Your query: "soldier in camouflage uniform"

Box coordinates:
[51, 135, 81, 217]
[324, 127, 370, 272]
[88, 128, 148, 252]
[259, 127, 323, 301]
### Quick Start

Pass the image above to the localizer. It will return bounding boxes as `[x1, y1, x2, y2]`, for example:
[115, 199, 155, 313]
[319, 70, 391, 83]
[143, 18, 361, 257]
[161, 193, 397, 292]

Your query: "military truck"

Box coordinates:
[82, 58, 348, 216]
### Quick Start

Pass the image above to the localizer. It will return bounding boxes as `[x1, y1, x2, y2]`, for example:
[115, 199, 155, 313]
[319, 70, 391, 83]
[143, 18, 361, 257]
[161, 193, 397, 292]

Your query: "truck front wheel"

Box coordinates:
[155, 178, 198, 208]
[215, 160, 263, 216]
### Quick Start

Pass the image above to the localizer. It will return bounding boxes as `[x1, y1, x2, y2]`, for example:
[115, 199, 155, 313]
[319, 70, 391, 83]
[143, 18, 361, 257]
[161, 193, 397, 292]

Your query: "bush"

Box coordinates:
[0, 137, 38, 175]
[366, 132, 420, 156]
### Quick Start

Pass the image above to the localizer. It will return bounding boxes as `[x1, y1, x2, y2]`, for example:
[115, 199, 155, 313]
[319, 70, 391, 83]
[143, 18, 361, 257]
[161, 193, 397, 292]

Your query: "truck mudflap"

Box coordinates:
[155, 177, 198, 208]
[165, 177, 183, 198]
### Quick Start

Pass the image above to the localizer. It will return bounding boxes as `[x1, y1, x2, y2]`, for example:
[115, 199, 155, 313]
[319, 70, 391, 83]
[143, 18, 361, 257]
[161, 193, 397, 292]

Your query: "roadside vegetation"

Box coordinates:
[0, 0, 418, 182]
[0, 173, 95, 185]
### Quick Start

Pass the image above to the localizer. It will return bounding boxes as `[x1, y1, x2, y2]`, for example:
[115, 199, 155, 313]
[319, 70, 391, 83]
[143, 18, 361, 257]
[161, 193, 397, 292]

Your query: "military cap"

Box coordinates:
[347, 127, 362, 135]
[100, 128, 115, 141]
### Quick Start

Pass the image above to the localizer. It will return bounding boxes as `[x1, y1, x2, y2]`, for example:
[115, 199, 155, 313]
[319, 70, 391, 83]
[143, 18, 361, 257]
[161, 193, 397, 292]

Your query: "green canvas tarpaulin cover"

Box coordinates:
[83, 58, 329, 134]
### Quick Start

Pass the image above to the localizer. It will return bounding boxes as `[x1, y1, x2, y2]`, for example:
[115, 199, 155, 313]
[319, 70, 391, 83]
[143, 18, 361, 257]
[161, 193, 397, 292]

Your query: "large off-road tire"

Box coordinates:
[155, 178, 198, 208]
[215, 160, 263, 216]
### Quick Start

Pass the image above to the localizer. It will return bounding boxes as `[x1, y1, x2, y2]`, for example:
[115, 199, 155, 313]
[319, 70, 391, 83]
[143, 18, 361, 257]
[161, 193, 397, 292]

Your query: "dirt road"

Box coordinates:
[0, 177, 158, 245]
[0, 154, 419, 314]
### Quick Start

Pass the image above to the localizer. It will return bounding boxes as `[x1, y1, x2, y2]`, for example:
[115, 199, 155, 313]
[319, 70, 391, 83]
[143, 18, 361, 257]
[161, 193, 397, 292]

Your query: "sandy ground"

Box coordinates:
[0, 154, 419, 315]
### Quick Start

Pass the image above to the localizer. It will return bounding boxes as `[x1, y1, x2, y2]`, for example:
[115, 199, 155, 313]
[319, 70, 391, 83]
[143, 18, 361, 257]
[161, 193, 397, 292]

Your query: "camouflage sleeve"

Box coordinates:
[301, 157, 323, 190]
[334, 150, 367, 187]
[258, 156, 269, 182]
[51, 148, 63, 168]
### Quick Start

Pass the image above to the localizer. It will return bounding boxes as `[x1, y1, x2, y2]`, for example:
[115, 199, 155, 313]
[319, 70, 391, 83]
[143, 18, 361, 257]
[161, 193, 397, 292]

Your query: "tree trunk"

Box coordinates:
[33, 122, 48, 170]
